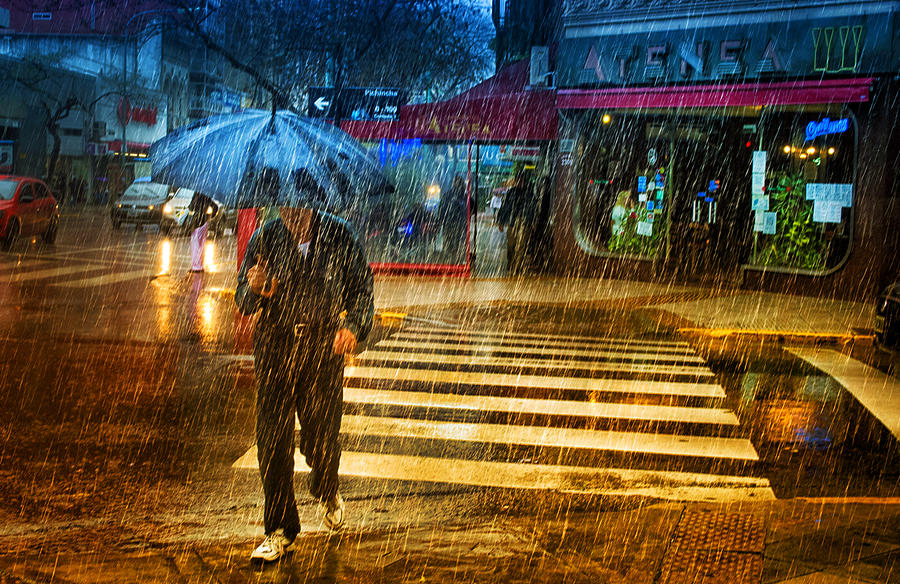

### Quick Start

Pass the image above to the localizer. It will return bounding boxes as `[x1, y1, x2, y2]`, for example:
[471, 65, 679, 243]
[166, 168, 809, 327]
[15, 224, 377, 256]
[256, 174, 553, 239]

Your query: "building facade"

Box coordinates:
[551, 0, 899, 299]
[0, 1, 246, 201]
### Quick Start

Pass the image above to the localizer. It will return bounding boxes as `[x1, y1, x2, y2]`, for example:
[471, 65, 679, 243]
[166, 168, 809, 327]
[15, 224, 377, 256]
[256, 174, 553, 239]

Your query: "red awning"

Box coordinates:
[105, 140, 152, 154]
[557, 78, 873, 110]
[343, 61, 557, 142]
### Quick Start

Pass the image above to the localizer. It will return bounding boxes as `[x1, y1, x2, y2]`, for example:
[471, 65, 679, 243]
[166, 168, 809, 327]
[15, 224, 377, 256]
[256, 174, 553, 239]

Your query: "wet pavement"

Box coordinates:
[0, 208, 898, 583]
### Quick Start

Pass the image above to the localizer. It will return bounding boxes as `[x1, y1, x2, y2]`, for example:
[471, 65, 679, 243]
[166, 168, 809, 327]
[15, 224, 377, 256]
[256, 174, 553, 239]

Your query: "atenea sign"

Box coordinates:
[805, 117, 849, 141]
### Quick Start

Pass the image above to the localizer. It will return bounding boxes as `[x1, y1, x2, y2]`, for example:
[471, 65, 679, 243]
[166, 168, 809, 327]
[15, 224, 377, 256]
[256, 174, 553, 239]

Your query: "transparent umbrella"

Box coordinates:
[149, 109, 391, 211]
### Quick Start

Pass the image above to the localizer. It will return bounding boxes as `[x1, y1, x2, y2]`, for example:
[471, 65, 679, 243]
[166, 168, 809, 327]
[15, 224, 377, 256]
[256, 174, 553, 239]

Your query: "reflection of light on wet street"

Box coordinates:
[159, 240, 171, 275]
[204, 241, 217, 272]
[153, 276, 172, 337]
[201, 295, 215, 337]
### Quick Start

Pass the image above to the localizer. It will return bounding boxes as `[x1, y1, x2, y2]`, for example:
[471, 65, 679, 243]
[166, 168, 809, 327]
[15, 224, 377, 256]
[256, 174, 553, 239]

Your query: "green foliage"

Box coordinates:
[607, 204, 663, 257]
[755, 172, 826, 270]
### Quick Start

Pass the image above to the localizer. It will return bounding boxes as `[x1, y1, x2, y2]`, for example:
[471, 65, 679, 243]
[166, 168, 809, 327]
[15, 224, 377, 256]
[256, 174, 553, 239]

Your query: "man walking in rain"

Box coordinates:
[235, 168, 374, 564]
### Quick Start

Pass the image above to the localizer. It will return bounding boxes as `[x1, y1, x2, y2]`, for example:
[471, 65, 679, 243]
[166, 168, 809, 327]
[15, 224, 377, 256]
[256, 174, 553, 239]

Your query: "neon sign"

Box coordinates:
[805, 118, 849, 141]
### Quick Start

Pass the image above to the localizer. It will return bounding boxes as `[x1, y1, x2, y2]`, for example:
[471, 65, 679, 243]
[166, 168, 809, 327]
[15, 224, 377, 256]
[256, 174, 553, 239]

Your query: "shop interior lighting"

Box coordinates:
[799, 153, 808, 159]
[806, 147, 816, 155]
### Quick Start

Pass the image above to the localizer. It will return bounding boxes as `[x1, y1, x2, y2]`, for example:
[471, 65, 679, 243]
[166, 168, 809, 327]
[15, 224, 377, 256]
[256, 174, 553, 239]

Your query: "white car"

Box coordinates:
[111, 178, 174, 232]
[163, 188, 232, 236]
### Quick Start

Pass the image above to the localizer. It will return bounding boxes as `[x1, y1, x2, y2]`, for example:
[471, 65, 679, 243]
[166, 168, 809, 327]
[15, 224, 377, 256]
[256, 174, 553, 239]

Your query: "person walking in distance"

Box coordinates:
[497, 170, 536, 276]
[235, 168, 374, 565]
[188, 191, 217, 272]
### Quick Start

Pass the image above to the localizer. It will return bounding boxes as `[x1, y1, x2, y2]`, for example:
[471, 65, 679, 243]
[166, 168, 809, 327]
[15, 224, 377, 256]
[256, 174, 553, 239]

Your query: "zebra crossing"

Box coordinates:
[0, 243, 196, 288]
[233, 323, 775, 501]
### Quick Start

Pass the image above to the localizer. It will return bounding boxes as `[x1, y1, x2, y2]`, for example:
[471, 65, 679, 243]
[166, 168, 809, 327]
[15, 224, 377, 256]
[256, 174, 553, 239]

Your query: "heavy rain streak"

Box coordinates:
[0, 0, 898, 583]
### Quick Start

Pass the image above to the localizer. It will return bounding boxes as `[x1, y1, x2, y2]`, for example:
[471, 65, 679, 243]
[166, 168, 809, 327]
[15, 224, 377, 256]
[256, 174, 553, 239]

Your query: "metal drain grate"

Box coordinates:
[659, 549, 763, 584]
[659, 512, 765, 584]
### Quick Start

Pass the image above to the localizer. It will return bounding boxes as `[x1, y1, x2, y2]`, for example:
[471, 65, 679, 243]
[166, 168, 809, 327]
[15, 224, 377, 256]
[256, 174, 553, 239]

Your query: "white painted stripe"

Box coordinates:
[391, 331, 697, 354]
[376, 339, 705, 363]
[233, 448, 775, 501]
[0, 260, 51, 273]
[4, 264, 104, 283]
[344, 366, 725, 398]
[358, 350, 715, 377]
[341, 415, 759, 460]
[786, 347, 900, 440]
[400, 326, 691, 348]
[344, 387, 739, 425]
[53, 269, 159, 288]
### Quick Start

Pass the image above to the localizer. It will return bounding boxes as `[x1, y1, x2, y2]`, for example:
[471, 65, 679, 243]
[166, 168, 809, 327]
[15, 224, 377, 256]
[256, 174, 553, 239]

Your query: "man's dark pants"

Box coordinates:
[253, 326, 343, 540]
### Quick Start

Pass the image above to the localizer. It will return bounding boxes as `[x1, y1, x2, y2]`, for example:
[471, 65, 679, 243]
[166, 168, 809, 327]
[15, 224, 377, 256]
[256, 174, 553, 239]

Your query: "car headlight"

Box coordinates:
[163, 203, 173, 214]
[117, 203, 122, 208]
[207, 206, 214, 215]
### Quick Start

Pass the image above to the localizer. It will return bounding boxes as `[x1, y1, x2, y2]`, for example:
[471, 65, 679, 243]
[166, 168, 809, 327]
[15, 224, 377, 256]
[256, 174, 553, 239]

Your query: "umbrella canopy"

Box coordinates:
[149, 109, 391, 210]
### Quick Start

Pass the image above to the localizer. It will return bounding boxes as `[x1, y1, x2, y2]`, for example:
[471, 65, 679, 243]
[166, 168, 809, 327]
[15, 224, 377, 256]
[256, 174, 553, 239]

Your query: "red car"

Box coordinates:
[0, 175, 59, 248]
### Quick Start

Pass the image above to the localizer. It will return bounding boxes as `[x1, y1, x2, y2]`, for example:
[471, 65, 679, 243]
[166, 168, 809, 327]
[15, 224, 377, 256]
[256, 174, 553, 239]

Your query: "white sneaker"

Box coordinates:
[250, 529, 293, 564]
[321, 493, 345, 530]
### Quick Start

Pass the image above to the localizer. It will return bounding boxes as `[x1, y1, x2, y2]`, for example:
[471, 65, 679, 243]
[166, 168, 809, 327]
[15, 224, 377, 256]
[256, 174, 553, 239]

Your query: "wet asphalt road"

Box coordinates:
[0, 209, 898, 563]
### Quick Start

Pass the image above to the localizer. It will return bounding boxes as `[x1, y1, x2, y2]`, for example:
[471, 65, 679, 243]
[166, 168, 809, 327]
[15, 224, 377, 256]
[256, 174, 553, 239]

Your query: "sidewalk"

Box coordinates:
[3, 496, 898, 583]
[367, 275, 876, 349]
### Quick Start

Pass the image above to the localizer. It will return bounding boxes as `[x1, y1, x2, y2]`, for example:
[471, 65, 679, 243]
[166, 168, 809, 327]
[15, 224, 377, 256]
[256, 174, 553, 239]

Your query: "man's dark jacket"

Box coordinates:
[235, 212, 374, 343]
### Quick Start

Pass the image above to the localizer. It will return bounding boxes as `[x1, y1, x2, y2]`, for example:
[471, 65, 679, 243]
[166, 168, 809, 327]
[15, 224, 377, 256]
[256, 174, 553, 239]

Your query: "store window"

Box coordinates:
[572, 113, 668, 259]
[749, 108, 856, 272]
[355, 139, 470, 266]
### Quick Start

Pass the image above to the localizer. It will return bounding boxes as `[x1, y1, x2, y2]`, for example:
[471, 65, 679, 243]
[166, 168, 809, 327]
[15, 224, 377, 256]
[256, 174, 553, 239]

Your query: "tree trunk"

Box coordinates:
[47, 126, 62, 185]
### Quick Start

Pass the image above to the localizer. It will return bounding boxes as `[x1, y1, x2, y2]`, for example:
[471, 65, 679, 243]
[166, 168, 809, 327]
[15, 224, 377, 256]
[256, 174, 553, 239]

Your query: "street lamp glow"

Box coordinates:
[602, 113, 612, 124]
[783, 145, 792, 154]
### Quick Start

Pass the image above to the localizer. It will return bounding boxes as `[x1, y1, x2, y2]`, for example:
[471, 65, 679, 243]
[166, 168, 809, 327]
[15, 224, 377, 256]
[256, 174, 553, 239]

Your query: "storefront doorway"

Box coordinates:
[662, 119, 752, 282]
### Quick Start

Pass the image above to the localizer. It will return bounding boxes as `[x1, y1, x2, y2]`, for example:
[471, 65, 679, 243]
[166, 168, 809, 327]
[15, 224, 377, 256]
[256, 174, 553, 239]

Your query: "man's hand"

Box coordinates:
[247, 258, 279, 298]
[333, 327, 357, 355]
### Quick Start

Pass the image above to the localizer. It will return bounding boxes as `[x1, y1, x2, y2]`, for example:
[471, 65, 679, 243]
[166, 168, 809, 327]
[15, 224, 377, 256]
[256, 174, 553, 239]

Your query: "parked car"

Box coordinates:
[161, 188, 236, 237]
[110, 178, 175, 233]
[0, 175, 59, 249]
[874, 279, 899, 353]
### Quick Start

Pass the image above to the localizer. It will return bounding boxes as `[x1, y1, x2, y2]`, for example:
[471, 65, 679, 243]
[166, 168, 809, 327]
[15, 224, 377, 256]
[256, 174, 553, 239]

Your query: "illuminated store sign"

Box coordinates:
[805, 118, 849, 141]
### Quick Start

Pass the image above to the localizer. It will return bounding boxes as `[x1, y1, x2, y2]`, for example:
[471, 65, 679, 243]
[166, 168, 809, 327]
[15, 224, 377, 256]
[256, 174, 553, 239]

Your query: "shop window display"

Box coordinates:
[573, 115, 667, 259]
[749, 108, 855, 272]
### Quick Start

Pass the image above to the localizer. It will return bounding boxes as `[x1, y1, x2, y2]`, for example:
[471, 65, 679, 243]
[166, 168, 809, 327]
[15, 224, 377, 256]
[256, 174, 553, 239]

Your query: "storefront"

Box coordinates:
[553, 0, 899, 298]
[94, 94, 166, 203]
[342, 60, 557, 276]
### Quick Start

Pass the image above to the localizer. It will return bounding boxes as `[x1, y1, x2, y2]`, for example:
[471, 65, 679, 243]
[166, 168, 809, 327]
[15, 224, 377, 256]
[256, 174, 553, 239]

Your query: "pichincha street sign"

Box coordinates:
[307, 87, 404, 121]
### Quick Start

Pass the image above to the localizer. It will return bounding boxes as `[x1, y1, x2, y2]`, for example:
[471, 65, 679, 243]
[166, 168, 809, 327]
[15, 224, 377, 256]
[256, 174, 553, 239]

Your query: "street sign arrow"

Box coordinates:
[314, 97, 331, 111]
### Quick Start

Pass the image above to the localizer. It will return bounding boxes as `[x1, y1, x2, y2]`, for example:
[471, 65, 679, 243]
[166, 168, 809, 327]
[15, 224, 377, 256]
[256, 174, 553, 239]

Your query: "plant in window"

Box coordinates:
[755, 171, 826, 270]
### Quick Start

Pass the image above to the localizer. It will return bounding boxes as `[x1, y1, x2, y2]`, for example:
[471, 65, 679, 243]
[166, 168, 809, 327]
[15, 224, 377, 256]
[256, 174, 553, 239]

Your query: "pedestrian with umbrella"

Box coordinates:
[151, 109, 383, 565]
[187, 191, 217, 272]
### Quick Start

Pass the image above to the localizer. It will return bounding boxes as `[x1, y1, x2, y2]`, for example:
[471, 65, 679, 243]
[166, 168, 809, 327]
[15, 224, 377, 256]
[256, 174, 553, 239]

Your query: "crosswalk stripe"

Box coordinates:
[344, 387, 739, 425]
[0, 260, 51, 274]
[344, 366, 725, 398]
[389, 331, 697, 354]
[341, 415, 759, 461]
[375, 339, 705, 363]
[357, 350, 716, 377]
[400, 326, 692, 348]
[232, 448, 775, 501]
[3, 264, 105, 283]
[52, 269, 159, 288]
